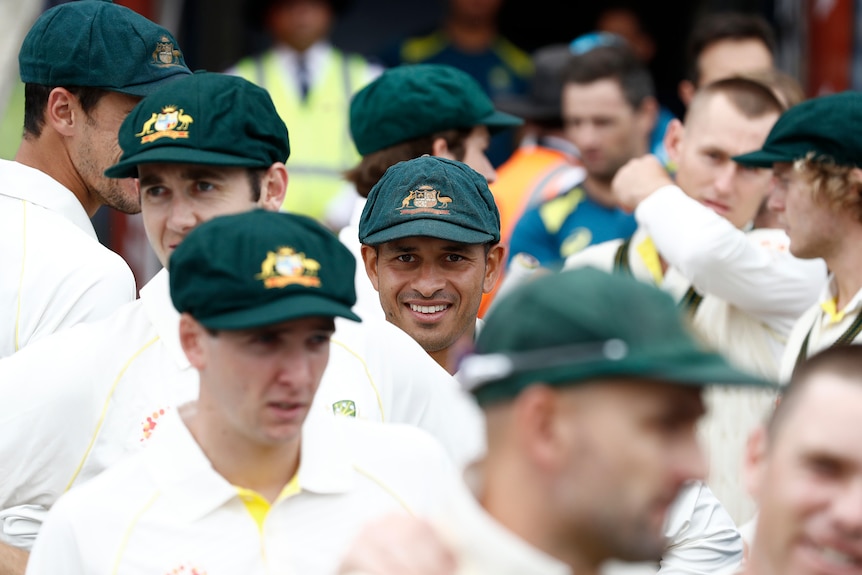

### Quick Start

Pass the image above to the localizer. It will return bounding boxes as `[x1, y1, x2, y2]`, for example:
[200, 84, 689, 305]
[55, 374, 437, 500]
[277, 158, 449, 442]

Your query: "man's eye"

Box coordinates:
[396, 255, 415, 263]
[196, 181, 215, 192]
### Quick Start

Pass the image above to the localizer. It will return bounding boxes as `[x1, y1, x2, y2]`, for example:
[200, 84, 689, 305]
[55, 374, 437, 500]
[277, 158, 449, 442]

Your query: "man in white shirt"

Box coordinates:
[732, 91, 862, 384]
[26, 209, 462, 575]
[1, 0, 190, 359]
[564, 77, 826, 524]
[742, 345, 862, 575]
[0, 71, 482, 573]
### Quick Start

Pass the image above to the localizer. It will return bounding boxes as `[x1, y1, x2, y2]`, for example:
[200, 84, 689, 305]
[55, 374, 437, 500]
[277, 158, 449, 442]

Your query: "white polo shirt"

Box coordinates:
[0, 159, 136, 358]
[778, 278, 862, 384]
[26, 409, 460, 575]
[564, 185, 826, 526]
[0, 269, 484, 549]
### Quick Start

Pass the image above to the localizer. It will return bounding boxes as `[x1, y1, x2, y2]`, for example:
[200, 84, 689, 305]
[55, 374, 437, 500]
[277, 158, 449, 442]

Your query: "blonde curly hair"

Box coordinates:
[794, 152, 862, 223]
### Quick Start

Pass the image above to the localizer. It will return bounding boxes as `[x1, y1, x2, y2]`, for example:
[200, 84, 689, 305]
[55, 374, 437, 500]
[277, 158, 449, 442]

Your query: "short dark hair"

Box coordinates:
[768, 345, 862, 439]
[247, 168, 265, 202]
[686, 11, 777, 85]
[344, 127, 472, 198]
[563, 43, 655, 109]
[686, 76, 784, 124]
[23, 84, 108, 138]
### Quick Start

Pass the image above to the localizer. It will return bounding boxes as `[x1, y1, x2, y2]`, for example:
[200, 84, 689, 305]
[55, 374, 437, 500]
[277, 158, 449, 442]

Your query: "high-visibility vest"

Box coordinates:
[232, 49, 373, 223]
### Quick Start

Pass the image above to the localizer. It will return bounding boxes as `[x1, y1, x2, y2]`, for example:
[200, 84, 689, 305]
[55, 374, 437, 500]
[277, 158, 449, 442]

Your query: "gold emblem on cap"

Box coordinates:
[398, 185, 453, 215]
[136, 105, 193, 143]
[151, 36, 183, 67]
[256, 247, 322, 289]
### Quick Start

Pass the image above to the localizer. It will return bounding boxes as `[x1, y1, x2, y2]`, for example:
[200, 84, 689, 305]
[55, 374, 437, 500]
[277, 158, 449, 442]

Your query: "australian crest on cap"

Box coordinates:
[256, 247, 322, 289]
[152, 36, 183, 67]
[135, 105, 193, 143]
[398, 185, 453, 215]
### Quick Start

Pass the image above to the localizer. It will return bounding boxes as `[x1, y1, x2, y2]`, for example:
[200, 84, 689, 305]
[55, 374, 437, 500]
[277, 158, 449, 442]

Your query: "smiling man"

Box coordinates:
[359, 156, 505, 374]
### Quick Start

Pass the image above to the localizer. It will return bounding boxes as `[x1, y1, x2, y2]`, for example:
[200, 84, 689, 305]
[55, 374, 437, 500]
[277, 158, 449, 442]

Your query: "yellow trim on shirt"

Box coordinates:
[111, 490, 161, 575]
[353, 464, 415, 516]
[539, 188, 584, 234]
[331, 338, 385, 421]
[236, 474, 301, 534]
[635, 237, 664, 285]
[820, 297, 847, 324]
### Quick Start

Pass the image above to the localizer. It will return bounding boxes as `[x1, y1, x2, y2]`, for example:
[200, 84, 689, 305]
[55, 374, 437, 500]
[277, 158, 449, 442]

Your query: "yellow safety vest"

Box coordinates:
[233, 49, 372, 223]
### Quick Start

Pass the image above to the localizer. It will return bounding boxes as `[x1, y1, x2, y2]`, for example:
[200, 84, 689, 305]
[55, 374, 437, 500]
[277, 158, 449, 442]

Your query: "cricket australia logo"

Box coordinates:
[136, 106, 194, 143]
[151, 36, 183, 66]
[398, 185, 453, 215]
[332, 400, 357, 418]
[256, 247, 322, 289]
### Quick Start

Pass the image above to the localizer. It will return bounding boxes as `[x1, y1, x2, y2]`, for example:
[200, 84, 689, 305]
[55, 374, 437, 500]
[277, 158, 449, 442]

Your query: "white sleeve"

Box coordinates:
[23, 501, 86, 575]
[659, 482, 743, 575]
[635, 185, 826, 332]
[0, 505, 47, 551]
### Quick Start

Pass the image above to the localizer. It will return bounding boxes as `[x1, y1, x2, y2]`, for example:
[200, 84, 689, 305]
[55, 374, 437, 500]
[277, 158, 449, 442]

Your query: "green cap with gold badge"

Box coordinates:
[350, 64, 523, 156]
[460, 267, 771, 406]
[19, 0, 190, 96]
[170, 209, 360, 330]
[105, 71, 290, 178]
[358, 156, 501, 246]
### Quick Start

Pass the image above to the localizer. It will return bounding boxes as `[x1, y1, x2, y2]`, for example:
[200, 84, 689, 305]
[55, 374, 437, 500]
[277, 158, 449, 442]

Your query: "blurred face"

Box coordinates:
[448, 0, 503, 22]
[181, 315, 335, 449]
[773, 163, 843, 260]
[670, 93, 778, 229]
[552, 380, 707, 563]
[749, 373, 862, 575]
[453, 125, 497, 184]
[697, 39, 774, 88]
[139, 163, 276, 267]
[361, 238, 503, 356]
[73, 91, 141, 214]
[266, 0, 333, 51]
[563, 79, 651, 184]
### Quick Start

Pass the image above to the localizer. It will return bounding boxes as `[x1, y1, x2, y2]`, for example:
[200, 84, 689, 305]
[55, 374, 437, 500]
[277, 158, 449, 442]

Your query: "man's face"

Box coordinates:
[671, 93, 778, 229]
[553, 380, 707, 562]
[562, 78, 651, 184]
[139, 163, 271, 267]
[181, 315, 335, 448]
[773, 163, 843, 260]
[267, 0, 333, 52]
[454, 125, 497, 184]
[72, 91, 141, 214]
[361, 237, 503, 355]
[698, 39, 774, 88]
[749, 373, 862, 575]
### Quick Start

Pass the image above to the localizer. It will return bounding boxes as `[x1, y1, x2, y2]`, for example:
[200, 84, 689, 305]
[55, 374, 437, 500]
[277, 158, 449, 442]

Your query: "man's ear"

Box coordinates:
[511, 384, 567, 472]
[678, 79, 696, 108]
[257, 162, 288, 210]
[483, 243, 506, 294]
[45, 87, 79, 137]
[744, 425, 770, 503]
[179, 313, 207, 370]
[431, 137, 451, 159]
[664, 119, 685, 166]
[360, 244, 380, 291]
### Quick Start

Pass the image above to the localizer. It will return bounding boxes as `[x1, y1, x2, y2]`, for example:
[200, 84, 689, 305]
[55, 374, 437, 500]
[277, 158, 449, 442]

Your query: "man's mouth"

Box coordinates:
[410, 304, 450, 314]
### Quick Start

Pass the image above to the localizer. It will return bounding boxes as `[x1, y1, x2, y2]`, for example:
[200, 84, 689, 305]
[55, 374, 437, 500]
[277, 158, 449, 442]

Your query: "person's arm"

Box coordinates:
[0, 543, 27, 575]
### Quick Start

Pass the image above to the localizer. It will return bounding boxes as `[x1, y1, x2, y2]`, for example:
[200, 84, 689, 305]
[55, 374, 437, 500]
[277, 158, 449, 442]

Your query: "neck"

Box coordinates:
[429, 320, 477, 375]
[15, 134, 99, 217]
[825, 233, 862, 310]
[480, 455, 600, 575]
[583, 175, 617, 208]
[445, 14, 496, 52]
[182, 402, 300, 502]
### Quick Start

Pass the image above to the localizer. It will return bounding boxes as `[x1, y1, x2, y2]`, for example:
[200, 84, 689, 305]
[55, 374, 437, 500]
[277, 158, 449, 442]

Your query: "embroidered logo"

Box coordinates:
[332, 400, 357, 417]
[398, 185, 453, 215]
[165, 564, 207, 575]
[256, 247, 322, 289]
[136, 106, 193, 143]
[141, 407, 172, 442]
[152, 36, 183, 66]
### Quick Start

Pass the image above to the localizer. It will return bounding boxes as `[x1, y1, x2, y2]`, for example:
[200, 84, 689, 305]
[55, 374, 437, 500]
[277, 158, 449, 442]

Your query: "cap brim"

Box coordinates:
[105, 146, 274, 178]
[361, 218, 497, 246]
[480, 110, 524, 134]
[493, 96, 560, 122]
[196, 292, 361, 330]
[732, 148, 796, 168]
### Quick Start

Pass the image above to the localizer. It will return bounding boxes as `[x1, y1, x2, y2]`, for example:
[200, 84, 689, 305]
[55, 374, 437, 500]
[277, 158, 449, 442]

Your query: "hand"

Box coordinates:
[611, 154, 673, 212]
[338, 514, 457, 575]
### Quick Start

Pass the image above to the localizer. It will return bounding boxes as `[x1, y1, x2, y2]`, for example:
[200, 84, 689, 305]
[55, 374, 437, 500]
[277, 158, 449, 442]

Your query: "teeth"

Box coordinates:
[410, 304, 448, 314]
[819, 546, 858, 566]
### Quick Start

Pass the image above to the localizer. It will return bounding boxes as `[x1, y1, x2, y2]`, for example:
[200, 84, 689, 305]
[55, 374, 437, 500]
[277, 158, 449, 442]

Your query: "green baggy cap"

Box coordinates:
[733, 91, 862, 168]
[170, 210, 360, 330]
[359, 156, 501, 246]
[460, 267, 771, 406]
[350, 64, 522, 156]
[19, 0, 190, 96]
[105, 71, 290, 178]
